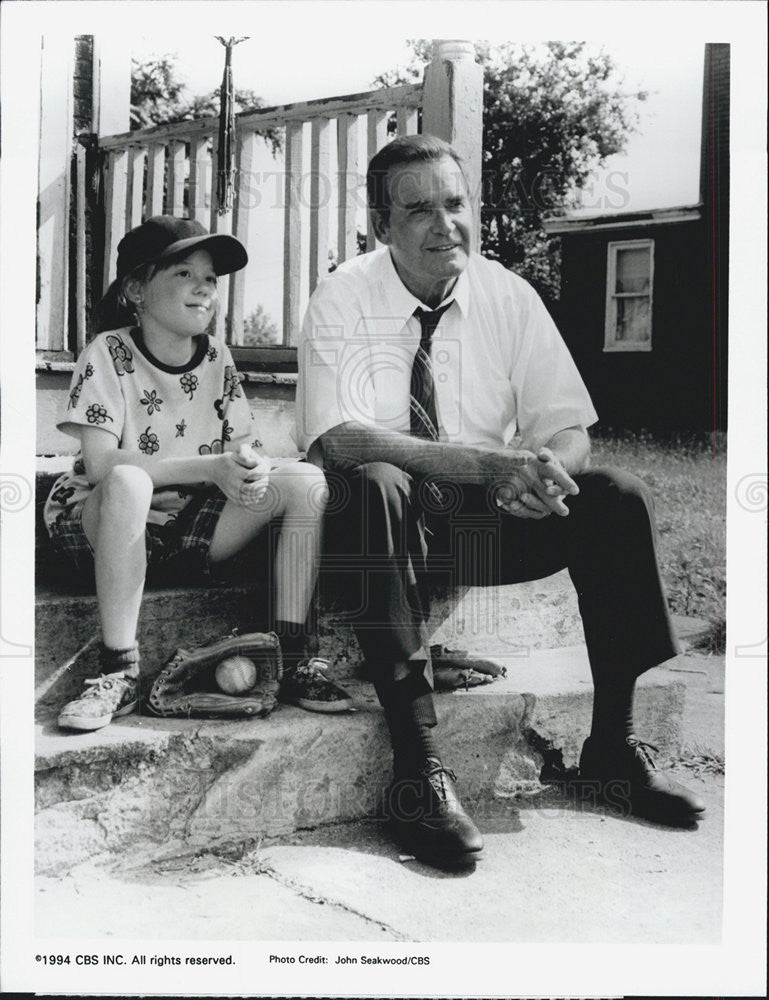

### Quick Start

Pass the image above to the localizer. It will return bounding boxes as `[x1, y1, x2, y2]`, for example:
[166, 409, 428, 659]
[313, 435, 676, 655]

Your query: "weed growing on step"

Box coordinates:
[150, 837, 275, 878]
[665, 741, 725, 778]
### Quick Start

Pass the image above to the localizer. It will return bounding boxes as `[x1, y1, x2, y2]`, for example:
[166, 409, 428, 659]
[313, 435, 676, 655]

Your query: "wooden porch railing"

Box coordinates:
[36, 39, 483, 363]
[96, 83, 422, 352]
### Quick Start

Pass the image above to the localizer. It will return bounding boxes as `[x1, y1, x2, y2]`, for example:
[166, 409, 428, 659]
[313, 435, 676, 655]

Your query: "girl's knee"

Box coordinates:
[100, 465, 153, 514]
[273, 461, 329, 512]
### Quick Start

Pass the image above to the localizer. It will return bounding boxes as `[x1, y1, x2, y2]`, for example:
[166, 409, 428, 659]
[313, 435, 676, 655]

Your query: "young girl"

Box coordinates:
[44, 215, 351, 730]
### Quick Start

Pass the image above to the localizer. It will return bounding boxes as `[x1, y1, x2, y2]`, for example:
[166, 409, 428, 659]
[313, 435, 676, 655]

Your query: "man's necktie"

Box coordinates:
[410, 302, 452, 440]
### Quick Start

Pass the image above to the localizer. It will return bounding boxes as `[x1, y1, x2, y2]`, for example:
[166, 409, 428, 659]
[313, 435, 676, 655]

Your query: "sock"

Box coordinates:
[390, 716, 441, 777]
[100, 642, 140, 679]
[275, 620, 310, 674]
[376, 671, 441, 776]
[589, 675, 636, 746]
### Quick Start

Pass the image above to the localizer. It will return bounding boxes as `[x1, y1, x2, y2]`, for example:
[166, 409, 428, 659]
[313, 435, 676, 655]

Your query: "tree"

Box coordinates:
[374, 41, 647, 302]
[130, 56, 187, 129]
[130, 54, 282, 154]
[243, 304, 279, 346]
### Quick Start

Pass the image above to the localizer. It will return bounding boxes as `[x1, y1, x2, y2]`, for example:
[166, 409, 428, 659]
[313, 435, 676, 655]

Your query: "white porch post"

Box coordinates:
[36, 35, 74, 354]
[36, 35, 131, 355]
[422, 40, 484, 250]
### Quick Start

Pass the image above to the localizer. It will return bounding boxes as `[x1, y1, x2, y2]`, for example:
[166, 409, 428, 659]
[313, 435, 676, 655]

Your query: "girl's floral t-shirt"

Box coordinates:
[43, 327, 258, 532]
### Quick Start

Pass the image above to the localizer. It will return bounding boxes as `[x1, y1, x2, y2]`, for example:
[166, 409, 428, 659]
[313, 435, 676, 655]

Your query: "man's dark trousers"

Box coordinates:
[319, 462, 679, 708]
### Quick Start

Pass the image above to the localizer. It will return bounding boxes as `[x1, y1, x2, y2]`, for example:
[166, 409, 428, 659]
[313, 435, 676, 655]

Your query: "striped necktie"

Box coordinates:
[410, 302, 452, 440]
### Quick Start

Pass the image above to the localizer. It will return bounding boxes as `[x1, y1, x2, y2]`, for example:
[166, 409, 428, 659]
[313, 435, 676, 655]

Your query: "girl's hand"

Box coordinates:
[239, 454, 271, 509]
[212, 452, 263, 504]
[232, 443, 261, 469]
[227, 444, 271, 508]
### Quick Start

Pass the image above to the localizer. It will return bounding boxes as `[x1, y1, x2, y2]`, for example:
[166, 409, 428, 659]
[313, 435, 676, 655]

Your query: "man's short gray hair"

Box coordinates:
[366, 134, 467, 221]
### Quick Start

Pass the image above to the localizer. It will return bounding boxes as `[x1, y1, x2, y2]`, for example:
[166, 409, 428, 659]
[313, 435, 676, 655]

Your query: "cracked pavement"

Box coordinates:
[36, 653, 726, 943]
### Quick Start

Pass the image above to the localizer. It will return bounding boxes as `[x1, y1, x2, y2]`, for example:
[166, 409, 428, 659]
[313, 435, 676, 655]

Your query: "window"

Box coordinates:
[604, 240, 654, 351]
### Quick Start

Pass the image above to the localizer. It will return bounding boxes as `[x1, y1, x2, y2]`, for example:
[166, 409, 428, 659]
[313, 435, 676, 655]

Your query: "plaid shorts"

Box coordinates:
[46, 487, 233, 586]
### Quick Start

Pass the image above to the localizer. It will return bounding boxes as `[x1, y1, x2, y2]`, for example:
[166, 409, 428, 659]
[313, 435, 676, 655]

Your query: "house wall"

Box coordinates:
[700, 43, 729, 431]
[36, 372, 299, 458]
[552, 220, 721, 431]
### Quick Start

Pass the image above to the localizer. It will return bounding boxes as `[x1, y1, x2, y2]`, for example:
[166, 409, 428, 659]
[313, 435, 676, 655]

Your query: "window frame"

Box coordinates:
[603, 238, 655, 353]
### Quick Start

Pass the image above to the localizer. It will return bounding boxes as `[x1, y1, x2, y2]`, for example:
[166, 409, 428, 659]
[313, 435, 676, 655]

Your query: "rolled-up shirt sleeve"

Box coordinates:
[510, 282, 598, 452]
[295, 276, 379, 452]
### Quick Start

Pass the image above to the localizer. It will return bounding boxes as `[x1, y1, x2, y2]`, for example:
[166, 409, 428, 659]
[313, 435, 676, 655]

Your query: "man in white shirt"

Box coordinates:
[296, 135, 704, 869]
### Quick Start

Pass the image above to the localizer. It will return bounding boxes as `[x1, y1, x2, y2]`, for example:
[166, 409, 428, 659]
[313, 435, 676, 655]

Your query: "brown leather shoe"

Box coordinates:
[386, 759, 484, 867]
[579, 735, 706, 824]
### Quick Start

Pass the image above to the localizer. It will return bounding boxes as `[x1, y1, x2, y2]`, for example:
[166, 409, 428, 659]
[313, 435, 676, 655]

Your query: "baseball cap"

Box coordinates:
[116, 216, 248, 280]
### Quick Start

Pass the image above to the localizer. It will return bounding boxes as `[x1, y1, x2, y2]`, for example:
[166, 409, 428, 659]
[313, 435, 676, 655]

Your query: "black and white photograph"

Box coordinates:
[0, 1, 766, 996]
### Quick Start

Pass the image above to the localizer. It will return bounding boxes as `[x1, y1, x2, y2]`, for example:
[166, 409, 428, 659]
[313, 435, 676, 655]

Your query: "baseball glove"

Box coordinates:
[430, 643, 507, 690]
[148, 630, 282, 719]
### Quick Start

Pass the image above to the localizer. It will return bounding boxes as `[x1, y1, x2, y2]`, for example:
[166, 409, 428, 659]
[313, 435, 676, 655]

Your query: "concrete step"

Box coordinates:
[34, 647, 688, 876]
[35, 580, 266, 711]
[36, 455, 592, 712]
[34, 570, 588, 712]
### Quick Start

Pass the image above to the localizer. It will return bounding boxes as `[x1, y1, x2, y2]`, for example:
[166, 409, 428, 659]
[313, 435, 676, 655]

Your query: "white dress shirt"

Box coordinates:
[295, 248, 597, 454]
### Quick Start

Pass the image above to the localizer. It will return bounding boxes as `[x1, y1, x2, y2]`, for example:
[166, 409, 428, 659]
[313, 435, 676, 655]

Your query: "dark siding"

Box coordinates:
[69, 37, 100, 352]
[700, 43, 729, 430]
[549, 43, 728, 433]
[72, 36, 94, 136]
[553, 221, 714, 430]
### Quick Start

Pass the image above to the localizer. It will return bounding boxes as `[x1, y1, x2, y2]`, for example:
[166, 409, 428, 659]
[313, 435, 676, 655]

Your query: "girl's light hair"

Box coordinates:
[95, 249, 216, 334]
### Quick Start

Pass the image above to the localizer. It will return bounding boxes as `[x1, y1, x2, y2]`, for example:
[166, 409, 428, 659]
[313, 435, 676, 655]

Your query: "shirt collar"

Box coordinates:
[381, 249, 470, 326]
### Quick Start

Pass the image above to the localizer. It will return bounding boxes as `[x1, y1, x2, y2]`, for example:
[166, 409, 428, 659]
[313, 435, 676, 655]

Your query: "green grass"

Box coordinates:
[589, 429, 726, 651]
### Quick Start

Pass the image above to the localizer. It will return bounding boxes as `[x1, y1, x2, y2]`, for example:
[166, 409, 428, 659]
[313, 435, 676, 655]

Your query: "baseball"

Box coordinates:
[215, 655, 258, 695]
